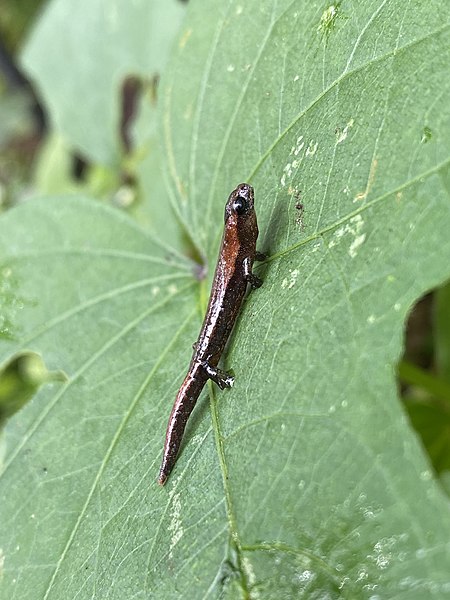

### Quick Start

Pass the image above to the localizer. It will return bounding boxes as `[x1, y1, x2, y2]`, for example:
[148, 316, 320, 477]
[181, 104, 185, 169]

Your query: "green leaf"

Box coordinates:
[2, 1, 450, 599]
[20, 0, 187, 248]
[20, 0, 186, 165]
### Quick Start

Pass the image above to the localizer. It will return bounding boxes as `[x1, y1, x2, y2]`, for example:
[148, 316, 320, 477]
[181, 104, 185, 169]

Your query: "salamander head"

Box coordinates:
[224, 183, 255, 223]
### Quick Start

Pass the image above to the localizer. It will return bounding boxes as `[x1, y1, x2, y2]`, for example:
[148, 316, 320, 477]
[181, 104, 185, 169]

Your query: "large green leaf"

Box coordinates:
[2, 1, 450, 599]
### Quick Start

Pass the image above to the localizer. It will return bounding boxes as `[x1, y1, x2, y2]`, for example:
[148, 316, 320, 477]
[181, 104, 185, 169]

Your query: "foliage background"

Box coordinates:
[1, 0, 450, 598]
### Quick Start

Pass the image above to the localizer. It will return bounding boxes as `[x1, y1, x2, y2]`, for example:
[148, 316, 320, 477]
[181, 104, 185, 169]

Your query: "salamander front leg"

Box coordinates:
[244, 257, 263, 289]
[203, 362, 235, 389]
[255, 251, 267, 261]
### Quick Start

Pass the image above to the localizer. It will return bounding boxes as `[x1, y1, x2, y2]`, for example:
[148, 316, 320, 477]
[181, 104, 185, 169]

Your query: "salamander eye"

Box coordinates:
[232, 196, 247, 215]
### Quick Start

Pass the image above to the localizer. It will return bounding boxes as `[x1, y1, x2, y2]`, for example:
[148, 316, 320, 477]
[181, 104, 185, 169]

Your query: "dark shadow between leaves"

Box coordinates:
[398, 285, 450, 495]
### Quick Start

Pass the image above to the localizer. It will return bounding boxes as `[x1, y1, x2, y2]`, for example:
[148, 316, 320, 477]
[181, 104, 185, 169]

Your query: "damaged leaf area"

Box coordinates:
[0, 351, 66, 428]
[1, 1, 450, 599]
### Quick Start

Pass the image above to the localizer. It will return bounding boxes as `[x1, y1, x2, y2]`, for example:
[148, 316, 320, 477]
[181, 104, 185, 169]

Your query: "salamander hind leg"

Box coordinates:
[203, 362, 235, 389]
[246, 273, 263, 289]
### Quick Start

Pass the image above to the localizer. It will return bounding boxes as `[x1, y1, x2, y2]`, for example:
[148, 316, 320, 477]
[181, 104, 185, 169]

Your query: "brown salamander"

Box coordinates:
[158, 182, 263, 485]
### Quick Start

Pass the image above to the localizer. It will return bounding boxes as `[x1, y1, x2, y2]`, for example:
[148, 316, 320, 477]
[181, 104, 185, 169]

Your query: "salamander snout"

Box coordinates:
[236, 182, 253, 198]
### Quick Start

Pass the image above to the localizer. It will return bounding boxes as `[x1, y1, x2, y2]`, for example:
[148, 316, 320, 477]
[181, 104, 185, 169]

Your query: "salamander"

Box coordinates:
[158, 182, 263, 485]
